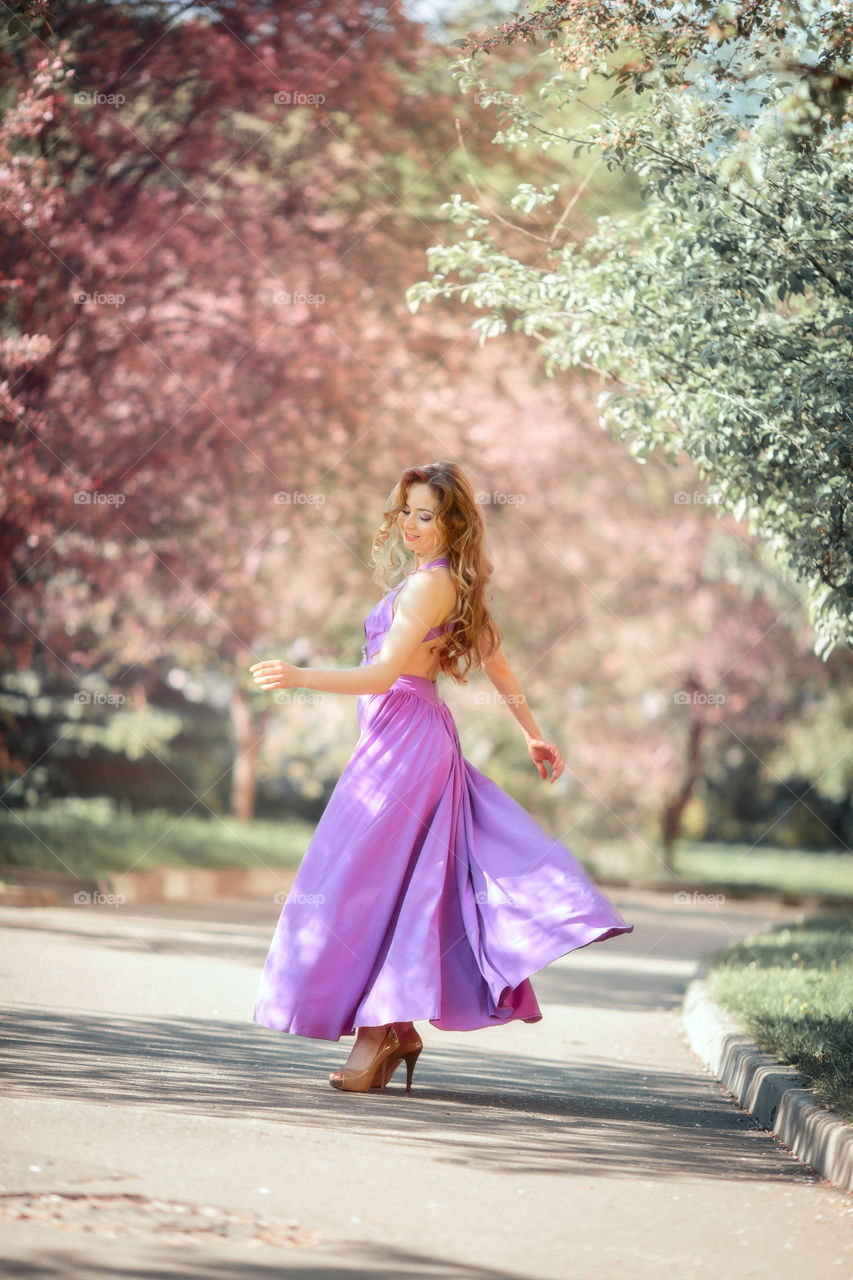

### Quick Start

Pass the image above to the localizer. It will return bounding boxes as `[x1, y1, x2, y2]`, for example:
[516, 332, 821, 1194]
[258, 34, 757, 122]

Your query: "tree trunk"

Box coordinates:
[661, 677, 706, 870]
[230, 678, 262, 823]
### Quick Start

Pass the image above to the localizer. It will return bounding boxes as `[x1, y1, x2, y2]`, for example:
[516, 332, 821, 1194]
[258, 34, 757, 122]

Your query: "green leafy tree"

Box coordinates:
[408, 3, 853, 657]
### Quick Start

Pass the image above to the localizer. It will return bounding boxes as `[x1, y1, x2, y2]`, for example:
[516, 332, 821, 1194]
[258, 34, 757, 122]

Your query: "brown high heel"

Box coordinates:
[373, 1024, 423, 1092]
[328, 1025, 401, 1092]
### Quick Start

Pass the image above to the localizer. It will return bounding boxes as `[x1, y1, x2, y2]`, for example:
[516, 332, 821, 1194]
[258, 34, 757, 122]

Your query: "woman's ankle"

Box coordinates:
[355, 1023, 390, 1043]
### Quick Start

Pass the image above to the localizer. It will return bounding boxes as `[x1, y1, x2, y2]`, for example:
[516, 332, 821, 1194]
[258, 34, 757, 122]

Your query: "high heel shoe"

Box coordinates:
[373, 1024, 423, 1092]
[328, 1025, 401, 1092]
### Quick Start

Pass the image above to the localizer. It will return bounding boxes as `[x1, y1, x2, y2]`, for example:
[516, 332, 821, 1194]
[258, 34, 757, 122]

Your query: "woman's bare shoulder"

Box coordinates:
[393, 565, 455, 618]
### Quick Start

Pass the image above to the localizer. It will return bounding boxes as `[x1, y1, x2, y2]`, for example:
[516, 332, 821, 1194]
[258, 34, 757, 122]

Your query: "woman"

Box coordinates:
[250, 460, 633, 1093]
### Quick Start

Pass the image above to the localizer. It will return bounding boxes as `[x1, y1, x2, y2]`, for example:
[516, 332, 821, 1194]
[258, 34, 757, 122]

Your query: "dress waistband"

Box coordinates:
[388, 673, 443, 703]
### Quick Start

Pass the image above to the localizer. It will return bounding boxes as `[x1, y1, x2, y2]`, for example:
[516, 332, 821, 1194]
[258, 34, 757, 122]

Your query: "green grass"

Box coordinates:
[3, 801, 853, 907]
[0, 797, 315, 879]
[583, 839, 853, 901]
[705, 911, 853, 1123]
[671, 841, 853, 899]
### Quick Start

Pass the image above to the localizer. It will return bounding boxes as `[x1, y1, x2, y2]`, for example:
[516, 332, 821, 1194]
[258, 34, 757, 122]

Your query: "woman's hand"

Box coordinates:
[525, 736, 564, 784]
[249, 659, 302, 692]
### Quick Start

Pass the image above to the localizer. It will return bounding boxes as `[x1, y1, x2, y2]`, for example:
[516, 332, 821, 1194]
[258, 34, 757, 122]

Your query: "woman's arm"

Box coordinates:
[482, 646, 544, 739]
[251, 660, 391, 697]
[250, 571, 454, 698]
[482, 645, 564, 783]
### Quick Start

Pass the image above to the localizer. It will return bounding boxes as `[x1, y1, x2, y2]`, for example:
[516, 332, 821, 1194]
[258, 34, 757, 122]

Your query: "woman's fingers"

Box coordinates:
[250, 659, 286, 690]
[529, 739, 559, 781]
[535, 741, 563, 783]
[250, 662, 283, 680]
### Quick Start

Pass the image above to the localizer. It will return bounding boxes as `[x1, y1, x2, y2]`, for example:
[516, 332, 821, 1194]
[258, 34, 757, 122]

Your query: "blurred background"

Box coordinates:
[1, 0, 851, 903]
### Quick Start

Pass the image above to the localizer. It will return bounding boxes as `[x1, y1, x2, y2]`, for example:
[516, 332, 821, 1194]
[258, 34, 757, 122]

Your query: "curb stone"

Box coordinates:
[681, 971, 853, 1194]
[1, 862, 851, 911]
[0, 863, 296, 908]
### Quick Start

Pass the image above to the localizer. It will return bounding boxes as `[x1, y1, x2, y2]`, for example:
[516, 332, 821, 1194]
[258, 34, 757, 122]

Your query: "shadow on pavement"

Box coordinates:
[0, 1237, 537, 1279]
[1, 1005, 793, 1185]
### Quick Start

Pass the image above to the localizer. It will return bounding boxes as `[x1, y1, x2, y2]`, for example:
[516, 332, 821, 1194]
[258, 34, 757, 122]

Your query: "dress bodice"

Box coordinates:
[361, 555, 458, 665]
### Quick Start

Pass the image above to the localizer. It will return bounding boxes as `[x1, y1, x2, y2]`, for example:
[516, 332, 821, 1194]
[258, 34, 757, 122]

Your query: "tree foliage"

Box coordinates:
[1, 0, 502, 818]
[408, 1, 853, 657]
[2, 0, 851, 851]
[460, 0, 853, 137]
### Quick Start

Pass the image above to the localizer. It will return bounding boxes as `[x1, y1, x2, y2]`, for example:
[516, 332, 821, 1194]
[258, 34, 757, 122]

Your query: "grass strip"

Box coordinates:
[705, 910, 853, 1123]
[0, 797, 313, 878]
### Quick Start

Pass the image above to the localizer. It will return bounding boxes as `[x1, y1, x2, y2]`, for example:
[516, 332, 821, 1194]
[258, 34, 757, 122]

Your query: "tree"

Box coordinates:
[407, 1, 853, 658]
[1, 0, 505, 822]
[4, 0, 622, 828]
[3, 0, 849, 865]
[0, 50, 71, 676]
[459, 0, 853, 138]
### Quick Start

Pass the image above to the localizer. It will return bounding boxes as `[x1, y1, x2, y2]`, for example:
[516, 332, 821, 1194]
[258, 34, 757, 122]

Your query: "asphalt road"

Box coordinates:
[1, 887, 851, 1277]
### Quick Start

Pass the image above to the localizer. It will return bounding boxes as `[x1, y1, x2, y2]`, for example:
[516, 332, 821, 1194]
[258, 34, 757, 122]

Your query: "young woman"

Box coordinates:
[250, 460, 633, 1093]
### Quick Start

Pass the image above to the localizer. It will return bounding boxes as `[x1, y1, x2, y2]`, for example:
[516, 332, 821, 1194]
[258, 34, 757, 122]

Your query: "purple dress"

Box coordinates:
[253, 556, 633, 1041]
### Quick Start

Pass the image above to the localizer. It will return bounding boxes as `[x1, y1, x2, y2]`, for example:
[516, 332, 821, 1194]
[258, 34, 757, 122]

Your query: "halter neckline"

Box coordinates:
[383, 554, 451, 603]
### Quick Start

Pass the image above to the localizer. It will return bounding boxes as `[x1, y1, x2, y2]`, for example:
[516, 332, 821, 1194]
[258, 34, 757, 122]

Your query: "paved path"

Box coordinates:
[1, 889, 851, 1277]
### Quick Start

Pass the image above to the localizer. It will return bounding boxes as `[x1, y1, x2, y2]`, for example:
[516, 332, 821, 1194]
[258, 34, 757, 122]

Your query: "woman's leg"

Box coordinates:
[336, 1023, 392, 1072]
[334, 1021, 415, 1073]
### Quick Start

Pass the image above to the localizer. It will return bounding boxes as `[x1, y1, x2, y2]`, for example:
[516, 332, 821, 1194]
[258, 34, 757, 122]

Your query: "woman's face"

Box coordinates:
[398, 482, 445, 560]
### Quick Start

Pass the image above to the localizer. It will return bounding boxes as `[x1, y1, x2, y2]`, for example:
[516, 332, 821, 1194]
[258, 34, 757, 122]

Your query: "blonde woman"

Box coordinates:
[250, 460, 632, 1092]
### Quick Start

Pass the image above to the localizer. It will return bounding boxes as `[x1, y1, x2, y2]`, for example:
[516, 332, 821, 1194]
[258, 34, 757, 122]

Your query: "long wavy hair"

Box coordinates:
[369, 461, 502, 684]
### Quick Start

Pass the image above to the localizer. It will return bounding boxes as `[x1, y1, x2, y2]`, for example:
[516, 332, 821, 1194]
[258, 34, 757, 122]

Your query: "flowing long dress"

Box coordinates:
[253, 556, 633, 1041]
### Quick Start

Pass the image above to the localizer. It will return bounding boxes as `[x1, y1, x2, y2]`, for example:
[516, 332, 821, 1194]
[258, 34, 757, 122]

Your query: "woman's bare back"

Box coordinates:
[371, 565, 457, 683]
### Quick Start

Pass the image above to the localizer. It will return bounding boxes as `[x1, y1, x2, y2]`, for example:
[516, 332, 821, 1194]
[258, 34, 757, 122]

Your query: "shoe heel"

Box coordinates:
[402, 1047, 422, 1091]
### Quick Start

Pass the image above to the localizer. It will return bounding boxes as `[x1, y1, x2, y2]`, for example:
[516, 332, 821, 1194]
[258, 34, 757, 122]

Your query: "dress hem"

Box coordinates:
[252, 915, 632, 1043]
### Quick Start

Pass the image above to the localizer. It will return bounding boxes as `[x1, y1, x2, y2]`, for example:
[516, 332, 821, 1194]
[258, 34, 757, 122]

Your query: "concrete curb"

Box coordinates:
[0, 864, 297, 908]
[3, 861, 850, 912]
[681, 972, 853, 1193]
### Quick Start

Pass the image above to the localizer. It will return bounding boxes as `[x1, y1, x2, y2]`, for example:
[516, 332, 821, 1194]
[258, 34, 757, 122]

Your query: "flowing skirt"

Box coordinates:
[253, 674, 633, 1041]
